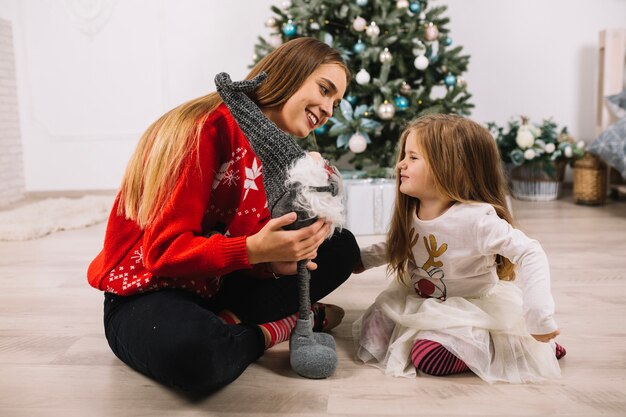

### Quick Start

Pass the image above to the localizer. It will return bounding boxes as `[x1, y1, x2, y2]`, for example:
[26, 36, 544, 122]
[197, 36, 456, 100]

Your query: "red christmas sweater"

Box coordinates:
[87, 104, 272, 298]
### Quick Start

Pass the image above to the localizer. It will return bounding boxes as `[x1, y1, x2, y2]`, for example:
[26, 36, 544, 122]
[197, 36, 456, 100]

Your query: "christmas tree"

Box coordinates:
[253, 0, 472, 174]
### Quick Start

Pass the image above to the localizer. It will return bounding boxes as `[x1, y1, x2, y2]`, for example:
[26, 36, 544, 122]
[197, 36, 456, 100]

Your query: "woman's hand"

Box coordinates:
[246, 212, 330, 266]
[531, 329, 560, 343]
[268, 260, 319, 276]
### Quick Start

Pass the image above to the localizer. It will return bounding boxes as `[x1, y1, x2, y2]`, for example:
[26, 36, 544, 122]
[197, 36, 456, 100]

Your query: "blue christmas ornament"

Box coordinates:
[314, 124, 329, 135]
[409, 2, 421, 13]
[394, 96, 409, 110]
[356, 0, 368, 6]
[346, 95, 358, 106]
[444, 73, 457, 87]
[282, 21, 297, 37]
[353, 39, 366, 54]
[445, 36, 453, 46]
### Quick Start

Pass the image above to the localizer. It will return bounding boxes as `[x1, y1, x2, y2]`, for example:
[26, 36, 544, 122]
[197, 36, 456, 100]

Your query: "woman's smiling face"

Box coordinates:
[263, 63, 348, 138]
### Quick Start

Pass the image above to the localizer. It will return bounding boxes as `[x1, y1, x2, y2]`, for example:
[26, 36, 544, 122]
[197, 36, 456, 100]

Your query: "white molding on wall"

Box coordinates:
[15, 0, 168, 144]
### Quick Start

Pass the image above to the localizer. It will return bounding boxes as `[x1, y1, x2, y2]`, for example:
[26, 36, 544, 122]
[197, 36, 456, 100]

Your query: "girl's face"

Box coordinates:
[396, 131, 438, 201]
[263, 63, 347, 138]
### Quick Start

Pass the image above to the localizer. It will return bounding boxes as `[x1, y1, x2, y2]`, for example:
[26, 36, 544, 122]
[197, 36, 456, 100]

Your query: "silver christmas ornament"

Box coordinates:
[366, 21, 380, 38]
[377, 101, 396, 120]
[400, 81, 412, 95]
[265, 17, 277, 28]
[379, 47, 393, 64]
[396, 0, 410, 9]
[424, 23, 439, 41]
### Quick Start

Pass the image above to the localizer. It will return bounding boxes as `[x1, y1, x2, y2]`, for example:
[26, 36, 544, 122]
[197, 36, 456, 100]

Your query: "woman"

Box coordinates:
[88, 37, 360, 393]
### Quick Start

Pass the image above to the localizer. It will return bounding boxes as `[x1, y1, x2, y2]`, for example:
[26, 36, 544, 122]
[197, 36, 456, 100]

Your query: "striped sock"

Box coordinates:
[555, 343, 567, 360]
[259, 314, 298, 349]
[410, 339, 469, 376]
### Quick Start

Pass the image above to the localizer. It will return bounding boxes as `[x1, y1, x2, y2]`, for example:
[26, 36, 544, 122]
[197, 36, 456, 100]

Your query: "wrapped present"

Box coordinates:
[343, 178, 396, 236]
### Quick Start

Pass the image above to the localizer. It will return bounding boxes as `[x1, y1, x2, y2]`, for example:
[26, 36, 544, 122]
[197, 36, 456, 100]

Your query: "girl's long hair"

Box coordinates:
[118, 37, 350, 228]
[387, 114, 516, 282]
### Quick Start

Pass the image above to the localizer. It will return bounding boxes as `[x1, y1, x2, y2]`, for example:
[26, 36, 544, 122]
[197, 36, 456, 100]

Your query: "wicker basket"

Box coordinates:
[573, 153, 607, 205]
[510, 161, 566, 201]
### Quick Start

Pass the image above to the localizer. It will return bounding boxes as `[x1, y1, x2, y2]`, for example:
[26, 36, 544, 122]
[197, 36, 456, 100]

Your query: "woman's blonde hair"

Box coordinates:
[118, 37, 351, 227]
[387, 113, 516, 282]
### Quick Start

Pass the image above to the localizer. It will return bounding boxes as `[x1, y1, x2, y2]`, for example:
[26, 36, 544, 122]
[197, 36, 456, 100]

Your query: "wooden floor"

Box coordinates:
[1, 191, 625, 417]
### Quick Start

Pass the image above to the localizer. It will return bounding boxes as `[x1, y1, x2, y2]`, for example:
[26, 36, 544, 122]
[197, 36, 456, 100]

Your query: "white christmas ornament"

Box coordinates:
[352, 16, 367, 32]
[281, 0, 292, 9]
[377, 101, 396, 120]
[348, 133, 367, 153]
[414, 55, 429, 70]
[366, 21, 380, 38]
[544, 143, 556, 153]
[265, 17, 277, 28]
[355, 68, 371, 85]
[269, 35, 283, 48]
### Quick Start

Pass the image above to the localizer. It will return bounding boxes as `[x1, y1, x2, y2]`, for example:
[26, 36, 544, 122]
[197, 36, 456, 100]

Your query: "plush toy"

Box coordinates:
[215, 72, 345, 379]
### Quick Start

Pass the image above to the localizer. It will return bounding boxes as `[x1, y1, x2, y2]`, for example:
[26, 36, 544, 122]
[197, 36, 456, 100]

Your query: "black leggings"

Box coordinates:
[103, 229, 359, 394]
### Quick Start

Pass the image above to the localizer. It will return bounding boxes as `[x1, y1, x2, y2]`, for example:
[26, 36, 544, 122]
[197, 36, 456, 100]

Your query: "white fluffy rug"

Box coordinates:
[0, 195, 114, 241]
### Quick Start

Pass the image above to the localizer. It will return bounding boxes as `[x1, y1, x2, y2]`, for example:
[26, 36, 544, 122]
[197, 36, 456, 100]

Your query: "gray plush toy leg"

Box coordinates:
[289, 260, 338, 379]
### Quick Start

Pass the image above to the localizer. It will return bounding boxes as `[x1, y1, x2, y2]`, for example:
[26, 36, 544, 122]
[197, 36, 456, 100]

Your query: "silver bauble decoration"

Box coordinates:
[396, 0, 410, 9]
[265, 17, 277, 28]
[424, 23, 439, 41]
[348, 133, 367, 153]
[379, 48, 393, 64]
[366, 21, 380, 38]
[377, 101, 396, 120]
[400, 81, 412, 95]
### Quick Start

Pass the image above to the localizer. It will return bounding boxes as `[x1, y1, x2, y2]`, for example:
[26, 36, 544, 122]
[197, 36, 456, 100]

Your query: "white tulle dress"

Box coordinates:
[352, 202, 561, 384]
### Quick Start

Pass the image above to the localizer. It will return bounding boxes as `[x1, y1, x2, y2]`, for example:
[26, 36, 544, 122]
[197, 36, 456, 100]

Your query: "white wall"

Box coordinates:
[445, 0, 626, 140]
[1, 0, 626, 192]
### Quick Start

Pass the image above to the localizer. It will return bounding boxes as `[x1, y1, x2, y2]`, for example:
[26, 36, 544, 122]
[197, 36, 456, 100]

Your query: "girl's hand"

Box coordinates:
[531, 329, 560, 343]
[246, 212, 330, 265]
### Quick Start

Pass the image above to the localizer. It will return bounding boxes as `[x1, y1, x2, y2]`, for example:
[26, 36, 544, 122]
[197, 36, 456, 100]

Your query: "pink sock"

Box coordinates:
[555, 343, 567, 360]
[411, 339, 469, 376]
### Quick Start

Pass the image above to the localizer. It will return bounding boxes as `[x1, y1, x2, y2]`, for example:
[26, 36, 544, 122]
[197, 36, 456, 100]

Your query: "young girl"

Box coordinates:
[353, 114, 566, 384]
[88, 37, 360, 393]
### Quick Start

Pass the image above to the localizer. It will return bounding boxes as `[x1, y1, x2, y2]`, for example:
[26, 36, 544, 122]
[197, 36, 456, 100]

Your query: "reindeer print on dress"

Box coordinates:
[407, 227, 449, 301]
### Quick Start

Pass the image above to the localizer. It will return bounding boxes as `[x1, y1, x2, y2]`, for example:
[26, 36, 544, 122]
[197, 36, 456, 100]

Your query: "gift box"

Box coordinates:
[343, 178, 396, 236]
